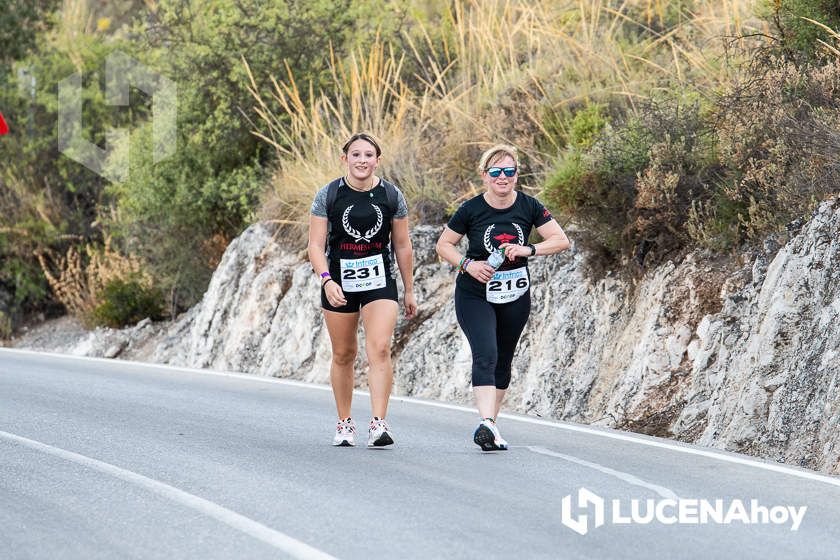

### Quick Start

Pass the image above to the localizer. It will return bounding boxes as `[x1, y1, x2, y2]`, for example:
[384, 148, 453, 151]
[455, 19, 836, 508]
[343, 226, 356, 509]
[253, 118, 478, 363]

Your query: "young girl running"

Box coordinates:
[308, 133, 416, 447]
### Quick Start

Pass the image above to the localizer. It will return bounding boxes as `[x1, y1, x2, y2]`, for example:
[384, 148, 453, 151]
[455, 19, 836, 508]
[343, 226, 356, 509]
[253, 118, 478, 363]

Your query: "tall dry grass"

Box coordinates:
[245, 42, 426, 226]
[37, 238, 153, 326]
[248, 0, 761, 228]
[804, 16, 840, 56]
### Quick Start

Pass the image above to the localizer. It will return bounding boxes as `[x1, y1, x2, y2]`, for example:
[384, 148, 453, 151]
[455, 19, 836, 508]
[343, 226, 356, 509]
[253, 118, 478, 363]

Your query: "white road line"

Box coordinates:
[524, 446, 679, 500]
[3, 348, 840, 488]
[0, 430, 337, 560]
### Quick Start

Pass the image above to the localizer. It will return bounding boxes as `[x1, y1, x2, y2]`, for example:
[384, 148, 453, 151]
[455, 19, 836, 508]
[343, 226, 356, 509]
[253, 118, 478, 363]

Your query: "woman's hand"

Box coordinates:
[499, 242, 532, 260]
[466, 260, 496, 284]
[403, 292, 418, 319]
[324, 280, 347, 308]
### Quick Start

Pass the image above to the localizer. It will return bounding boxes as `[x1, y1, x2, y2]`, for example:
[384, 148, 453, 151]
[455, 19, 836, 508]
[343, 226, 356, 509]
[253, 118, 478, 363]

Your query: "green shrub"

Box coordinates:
[760, 0, 840, 60]
[108, 0, 400, 309]
[535, 102, 609, 156]
[569, 104, 609, 150]
[543, 97, 719, 267]
[686, 187, 747, 252]
[544, 107, 652, 252]
[545, 56, 840, 268]
[631, 127, 720, 258]
[543, 151, 590, 210]
[91, 277, 163, 328]
[0, 252, 50, 313]
[1, 33, 143, 207]
[621, 1, 697, 38]
[0, 0, 59, 67]
[108, 121, 264, 308]
[0, 29, 139, 327]
[714, 57, 840, 242]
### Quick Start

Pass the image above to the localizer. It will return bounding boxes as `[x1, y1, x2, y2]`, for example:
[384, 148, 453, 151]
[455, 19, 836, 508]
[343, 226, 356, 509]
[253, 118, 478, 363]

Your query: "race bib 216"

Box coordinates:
[486, 267, 529, 303]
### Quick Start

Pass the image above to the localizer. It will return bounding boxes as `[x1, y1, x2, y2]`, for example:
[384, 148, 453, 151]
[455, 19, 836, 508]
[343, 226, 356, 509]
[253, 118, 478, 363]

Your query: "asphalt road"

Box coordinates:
[1, 348, 839, 559]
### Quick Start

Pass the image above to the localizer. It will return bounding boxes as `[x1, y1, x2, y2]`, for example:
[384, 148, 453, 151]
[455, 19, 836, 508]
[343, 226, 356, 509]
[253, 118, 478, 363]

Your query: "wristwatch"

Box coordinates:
[527, 244, 537, 256]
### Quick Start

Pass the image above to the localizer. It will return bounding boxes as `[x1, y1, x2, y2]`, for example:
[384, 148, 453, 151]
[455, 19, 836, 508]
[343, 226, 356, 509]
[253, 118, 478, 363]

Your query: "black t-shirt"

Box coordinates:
[447, 191, 553, 296]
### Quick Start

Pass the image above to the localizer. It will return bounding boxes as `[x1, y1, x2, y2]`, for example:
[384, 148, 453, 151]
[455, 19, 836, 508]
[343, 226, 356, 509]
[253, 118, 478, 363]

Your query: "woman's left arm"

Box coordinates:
[391, 217, 417, 319]
[532, 219, 571, 255]
[500, 219, 570, 259]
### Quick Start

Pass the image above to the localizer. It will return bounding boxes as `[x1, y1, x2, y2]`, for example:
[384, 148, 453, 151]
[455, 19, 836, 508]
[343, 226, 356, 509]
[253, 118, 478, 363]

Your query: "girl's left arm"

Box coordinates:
[391, 217, 417, 318]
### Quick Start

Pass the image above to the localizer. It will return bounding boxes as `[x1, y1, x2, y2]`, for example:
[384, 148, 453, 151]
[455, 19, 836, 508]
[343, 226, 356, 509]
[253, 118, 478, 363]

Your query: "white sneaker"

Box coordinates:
[494, 424, 509, 450]
[473, 418, 508, 451]
[332, 418, 356, 447]
[367, 417, 394, 447]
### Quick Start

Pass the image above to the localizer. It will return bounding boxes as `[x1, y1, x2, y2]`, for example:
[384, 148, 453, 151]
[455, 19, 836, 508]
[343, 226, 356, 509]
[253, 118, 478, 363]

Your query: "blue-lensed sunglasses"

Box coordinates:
[487, 166, 517, 178]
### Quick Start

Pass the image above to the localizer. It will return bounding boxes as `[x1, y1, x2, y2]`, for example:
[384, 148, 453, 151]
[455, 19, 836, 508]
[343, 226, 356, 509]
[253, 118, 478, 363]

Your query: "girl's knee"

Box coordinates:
[365, 341, 392, 364]
[332, 348, 357, 367]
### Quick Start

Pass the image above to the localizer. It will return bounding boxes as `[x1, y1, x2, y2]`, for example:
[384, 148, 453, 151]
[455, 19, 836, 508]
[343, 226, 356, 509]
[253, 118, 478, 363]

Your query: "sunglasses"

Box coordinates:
[486, 166, 517, 178]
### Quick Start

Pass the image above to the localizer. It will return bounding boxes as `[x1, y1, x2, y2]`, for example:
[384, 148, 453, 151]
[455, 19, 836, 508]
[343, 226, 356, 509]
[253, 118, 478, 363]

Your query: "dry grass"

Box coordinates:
[804, 16, 840, 57]
[37, 237, 153, 326]
[55, 0, 98, 68]
[248, 0, 761, 226]
[245, 41, 424, 228]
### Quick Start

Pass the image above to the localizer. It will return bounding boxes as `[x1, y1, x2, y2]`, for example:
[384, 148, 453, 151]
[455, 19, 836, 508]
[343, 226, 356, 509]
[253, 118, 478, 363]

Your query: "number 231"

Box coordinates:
[342, 265, 379, 280]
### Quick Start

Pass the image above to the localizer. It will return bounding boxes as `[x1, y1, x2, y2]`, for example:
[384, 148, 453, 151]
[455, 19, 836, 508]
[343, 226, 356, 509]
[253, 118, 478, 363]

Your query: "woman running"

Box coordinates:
[435, 144, 570, 451]
[308, 133, 416, 448]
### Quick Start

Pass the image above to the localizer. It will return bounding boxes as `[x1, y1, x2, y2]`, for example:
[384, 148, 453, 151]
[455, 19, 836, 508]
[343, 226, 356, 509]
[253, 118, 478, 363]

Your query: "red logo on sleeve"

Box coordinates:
[543, 208, 551, 218]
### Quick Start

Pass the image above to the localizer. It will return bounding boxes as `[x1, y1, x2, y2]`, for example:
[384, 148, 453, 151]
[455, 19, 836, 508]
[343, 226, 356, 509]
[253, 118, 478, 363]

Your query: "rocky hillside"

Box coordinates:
[13, 199, 840, 474]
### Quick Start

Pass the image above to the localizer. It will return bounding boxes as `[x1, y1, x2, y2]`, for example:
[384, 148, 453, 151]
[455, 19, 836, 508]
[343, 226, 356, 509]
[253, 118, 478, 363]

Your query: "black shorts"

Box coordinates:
[321, 278, 398, 313]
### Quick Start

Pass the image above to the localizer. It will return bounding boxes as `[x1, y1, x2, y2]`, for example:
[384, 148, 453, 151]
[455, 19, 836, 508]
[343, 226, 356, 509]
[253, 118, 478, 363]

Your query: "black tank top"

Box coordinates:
[326, 180, 397, 278]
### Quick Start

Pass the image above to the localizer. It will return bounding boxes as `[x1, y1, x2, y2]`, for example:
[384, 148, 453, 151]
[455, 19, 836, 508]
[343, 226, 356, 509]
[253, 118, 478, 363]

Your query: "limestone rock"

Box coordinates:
[14, 199, 840, 475]
[148, 201, 840, 473]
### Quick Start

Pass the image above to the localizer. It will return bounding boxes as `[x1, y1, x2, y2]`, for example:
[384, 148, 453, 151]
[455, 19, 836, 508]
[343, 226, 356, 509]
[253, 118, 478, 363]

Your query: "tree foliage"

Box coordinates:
[0, 0, 60, 68]
[762, 0, 840, 60]
[110, 0, 401, 308]
[2, 0, 403, 328]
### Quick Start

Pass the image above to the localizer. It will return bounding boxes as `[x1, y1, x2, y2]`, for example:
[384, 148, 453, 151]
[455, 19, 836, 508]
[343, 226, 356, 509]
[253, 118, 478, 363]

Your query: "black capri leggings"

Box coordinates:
[454, 287, 531, 389]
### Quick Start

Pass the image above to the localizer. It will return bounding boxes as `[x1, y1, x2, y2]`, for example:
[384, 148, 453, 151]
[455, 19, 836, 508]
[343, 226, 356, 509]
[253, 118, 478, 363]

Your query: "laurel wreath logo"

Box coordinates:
[342, 204, 383, 242]
[483, 223, 525, 252]
[513, 223, 525, 245]
[483, 224, 495, 253]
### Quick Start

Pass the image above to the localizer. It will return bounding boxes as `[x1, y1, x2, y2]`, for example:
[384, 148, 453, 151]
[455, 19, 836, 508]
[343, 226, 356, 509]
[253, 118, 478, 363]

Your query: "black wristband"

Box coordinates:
[527, 243, 537, 256]
[322, 277, 335, 287]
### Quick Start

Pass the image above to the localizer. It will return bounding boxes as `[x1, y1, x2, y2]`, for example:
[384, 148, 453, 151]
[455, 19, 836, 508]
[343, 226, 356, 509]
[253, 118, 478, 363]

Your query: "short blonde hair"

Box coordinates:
[477, 144, 519, 174]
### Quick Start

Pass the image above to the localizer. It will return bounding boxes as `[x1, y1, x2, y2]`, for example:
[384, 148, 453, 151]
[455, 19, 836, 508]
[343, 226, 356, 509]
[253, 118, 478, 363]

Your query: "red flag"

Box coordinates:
[0, 111, 8, 135]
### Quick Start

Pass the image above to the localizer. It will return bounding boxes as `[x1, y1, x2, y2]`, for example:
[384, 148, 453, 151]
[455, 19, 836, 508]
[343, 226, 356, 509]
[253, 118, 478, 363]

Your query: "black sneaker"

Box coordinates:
[473, 420, 501, 451]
